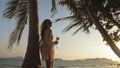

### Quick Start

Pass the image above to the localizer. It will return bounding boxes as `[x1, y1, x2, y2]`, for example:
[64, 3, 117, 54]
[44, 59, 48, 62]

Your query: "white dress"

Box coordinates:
[40, 29, 55, 60]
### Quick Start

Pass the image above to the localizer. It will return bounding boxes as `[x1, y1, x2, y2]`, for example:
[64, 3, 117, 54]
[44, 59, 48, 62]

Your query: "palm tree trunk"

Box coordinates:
[22, 0, 41, 68]
[82, 0, 120, 58]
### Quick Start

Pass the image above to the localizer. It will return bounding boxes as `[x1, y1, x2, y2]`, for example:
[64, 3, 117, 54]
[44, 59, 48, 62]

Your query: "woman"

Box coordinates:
[39, 19, 59, 68]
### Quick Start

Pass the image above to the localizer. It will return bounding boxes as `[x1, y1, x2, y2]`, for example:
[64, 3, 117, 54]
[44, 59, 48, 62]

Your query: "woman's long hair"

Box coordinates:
[41, 19, 52, 39]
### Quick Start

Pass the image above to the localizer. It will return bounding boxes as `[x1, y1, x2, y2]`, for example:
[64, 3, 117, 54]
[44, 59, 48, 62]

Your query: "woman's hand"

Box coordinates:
[54, 37, 60, 45]
[54, 40, 58, 45]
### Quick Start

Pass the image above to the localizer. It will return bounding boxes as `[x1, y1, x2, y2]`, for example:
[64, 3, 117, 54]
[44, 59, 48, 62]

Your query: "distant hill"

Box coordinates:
[0, 57, 119, 67]
[0, 57, 116, 62]
[54, 58, 118, 67]
[84, 58, 113, 61]
[0, 57, 23, 60]
[55, 58, 114, 62]
[0, 57, 117, 61]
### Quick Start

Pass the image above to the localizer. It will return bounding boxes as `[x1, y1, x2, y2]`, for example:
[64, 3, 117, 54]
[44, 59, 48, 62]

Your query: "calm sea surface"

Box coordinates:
[0, 58, 119, 68]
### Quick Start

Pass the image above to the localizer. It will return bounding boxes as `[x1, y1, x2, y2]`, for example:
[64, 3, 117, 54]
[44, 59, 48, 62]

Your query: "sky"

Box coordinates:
[0, 0, 120, 61]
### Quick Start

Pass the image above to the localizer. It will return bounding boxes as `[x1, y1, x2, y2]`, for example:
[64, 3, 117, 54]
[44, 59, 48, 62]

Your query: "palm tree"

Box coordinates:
[3, 0, 57, 68]
[57, 0, 120, 57]
[22, 0, 41, 67]
[3, 0, 40, 67]
[82, 0, 120, 58]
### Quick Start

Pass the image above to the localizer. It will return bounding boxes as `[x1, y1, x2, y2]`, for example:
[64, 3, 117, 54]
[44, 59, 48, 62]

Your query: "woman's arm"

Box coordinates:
[44, 29, 59, 46]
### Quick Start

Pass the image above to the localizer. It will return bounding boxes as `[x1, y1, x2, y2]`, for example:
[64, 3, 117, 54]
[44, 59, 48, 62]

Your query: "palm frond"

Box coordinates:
[72, 26, 83, 35]
[8, 25, 23, 49]
[55, 16, 74, 22]
[8, 15, 27, 49]
[17, 26, 24, 44]
[51, 0, 57, 17]
[16, 15, 27, 45]
[8, 19, 27, 49]
[63, 21, 83, 33]
[4, 0, 28, 49]
[58, 0, 94, 35]
[3, 0, 21, 18]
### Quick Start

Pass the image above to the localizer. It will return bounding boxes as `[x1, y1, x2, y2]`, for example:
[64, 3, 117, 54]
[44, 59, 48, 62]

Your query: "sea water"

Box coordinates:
[0, 58, 119, 68]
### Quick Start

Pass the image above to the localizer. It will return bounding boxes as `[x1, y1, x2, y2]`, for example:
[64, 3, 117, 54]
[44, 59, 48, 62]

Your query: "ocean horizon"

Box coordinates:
[0, 57, 120, 68]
